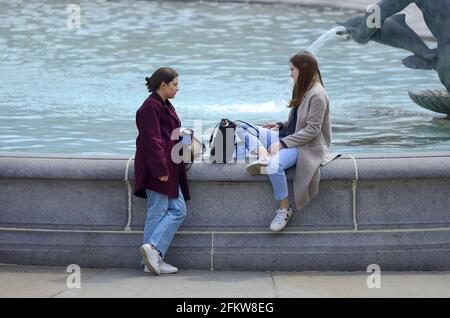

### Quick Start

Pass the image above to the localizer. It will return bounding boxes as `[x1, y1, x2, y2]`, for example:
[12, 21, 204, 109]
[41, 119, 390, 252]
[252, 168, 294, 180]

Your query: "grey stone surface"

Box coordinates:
[2, 264, 450, 298]
[272, 271, 450, 298]
[56, 269, 276, 298]
[0, 179, 128, 230]
[1, 151, 450, 270]
[212, 230, 450, 271]
[186, 159, 354, 181]
[0, 153, 129, 180]
[0, 230, 212, 270]
[3, 226, 450, 271]
[409, 89, 450, 116]
[0, 230, 144, 268]
[0, 264, 102, 298]
[357, 178, 450, 229]
[3, 151, 450, 182]
[354, 156, 450, 179]
[132, 180, 354, 231]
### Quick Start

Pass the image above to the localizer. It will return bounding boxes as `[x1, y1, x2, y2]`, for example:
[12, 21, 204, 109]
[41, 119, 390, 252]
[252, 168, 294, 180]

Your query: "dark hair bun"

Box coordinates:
[145, 68, 178, 93]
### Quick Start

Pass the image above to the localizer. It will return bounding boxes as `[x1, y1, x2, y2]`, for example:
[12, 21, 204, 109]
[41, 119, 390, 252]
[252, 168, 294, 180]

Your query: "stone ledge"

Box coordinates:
[1, 151, 450, 181]
[2, 229, 450, 270]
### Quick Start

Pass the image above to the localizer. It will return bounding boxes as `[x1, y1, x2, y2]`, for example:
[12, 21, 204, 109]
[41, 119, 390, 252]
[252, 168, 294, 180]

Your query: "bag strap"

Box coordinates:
[185, 134, 206, 172]
[208, 122, 221, 147]
[192, 135, 206, 153]
[208, 119, 260, 146]
[234, 120, 260, 138]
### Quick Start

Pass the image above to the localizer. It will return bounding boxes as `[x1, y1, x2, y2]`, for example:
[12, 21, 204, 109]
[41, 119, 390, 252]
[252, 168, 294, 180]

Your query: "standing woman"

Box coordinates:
[237, 51, 339, 232]
[134, 67, 190, 275]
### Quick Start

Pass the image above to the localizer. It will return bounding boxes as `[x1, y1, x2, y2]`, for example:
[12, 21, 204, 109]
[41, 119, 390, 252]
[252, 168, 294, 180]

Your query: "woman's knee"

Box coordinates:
[266, 159, 285, 174]
[146, 190, 169, 210]
[170, 199, 187, 220]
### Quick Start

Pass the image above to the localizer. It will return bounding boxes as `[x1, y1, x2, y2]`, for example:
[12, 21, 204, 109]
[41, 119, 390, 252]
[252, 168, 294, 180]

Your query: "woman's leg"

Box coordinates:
[266, 147, 298, 232]
[236, 123, 279, 155]
[143, 189, 169, 250]
[148, 186, 187, 257]
[266, 147, 298, 204]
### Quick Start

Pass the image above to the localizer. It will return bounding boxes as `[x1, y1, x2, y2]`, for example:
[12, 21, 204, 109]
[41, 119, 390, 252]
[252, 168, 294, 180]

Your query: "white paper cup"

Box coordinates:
[181, 129, 193, 145]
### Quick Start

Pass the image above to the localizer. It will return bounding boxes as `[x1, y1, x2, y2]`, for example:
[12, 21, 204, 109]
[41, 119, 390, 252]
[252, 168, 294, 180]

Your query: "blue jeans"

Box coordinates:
[236, 123, 298, 201]
[143, 186, 187, 257]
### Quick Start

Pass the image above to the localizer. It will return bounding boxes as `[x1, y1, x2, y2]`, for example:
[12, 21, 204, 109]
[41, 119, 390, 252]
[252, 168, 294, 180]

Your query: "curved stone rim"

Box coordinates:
[1, 151, 450, 182]
[409, 89, 450, 116]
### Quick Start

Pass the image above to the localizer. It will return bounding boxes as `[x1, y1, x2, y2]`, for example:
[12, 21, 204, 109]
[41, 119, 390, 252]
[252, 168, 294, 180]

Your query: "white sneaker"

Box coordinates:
[246, 156, 270, 175]
[269, 207, 293, 232]
[139, 244, 160, 275]
[145, 259, 178, 274]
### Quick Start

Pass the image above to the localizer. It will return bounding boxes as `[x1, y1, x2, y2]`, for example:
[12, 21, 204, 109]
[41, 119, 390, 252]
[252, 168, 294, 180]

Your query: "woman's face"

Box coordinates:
[161, 77, 179, 99]
[290, 63, 299, 84]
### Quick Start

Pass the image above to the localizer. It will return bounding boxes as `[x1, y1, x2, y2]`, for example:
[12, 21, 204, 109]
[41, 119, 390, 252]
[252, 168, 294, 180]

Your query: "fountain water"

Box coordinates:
[307, 26, 346, 55]
[275, 78, 293, 109]
[273, 26, 345, 110]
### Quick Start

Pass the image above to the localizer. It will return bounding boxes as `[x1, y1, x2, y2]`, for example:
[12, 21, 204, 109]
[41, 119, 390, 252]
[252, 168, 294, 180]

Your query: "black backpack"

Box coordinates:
[208, 119, 259, 163]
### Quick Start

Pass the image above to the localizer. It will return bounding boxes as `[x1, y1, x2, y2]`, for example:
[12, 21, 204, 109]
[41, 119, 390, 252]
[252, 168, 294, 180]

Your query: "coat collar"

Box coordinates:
[149, 92, 176, 108]
[150, 91, 166, 105]
[149, 92, 180, 125]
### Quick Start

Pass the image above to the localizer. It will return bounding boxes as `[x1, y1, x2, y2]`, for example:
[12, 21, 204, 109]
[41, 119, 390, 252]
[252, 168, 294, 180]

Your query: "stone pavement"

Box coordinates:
[1, 264, 449, 298]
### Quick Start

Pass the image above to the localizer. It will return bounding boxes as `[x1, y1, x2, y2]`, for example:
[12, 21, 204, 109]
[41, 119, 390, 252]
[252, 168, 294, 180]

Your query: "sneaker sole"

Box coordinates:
[160, 269, 178, 274]
[145, 267, 178, 274]
[269, 225, 285, 232]
[139, 246, 160, 275]
[246, 162, 267, 175]
[269, 213, 292, 232]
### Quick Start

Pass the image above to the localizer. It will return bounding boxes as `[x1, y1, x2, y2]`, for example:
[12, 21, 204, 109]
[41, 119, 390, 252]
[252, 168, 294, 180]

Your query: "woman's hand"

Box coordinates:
[268, 142, 282, 155]
[263, 122, 278, 129]
[158, 176, 169, 182]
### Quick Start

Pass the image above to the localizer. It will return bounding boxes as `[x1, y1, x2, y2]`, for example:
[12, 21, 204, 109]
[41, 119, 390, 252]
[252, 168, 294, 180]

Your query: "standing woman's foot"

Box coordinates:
[139, 244, 161, 275]
[145, 259, 178, 274]
[270, 207, 293, 232]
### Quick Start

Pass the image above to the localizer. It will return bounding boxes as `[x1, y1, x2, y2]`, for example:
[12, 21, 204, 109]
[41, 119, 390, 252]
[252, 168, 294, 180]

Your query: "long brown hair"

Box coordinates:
[289, 51, 324, 107]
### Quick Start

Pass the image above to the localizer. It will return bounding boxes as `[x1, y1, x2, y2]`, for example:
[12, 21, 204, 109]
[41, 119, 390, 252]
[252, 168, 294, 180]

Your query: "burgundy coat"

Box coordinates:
[133, 92, 190, 201]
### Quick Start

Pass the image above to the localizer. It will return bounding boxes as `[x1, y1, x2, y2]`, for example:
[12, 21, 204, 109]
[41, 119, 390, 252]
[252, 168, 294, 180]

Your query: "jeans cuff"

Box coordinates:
[146, 240, 162, 257]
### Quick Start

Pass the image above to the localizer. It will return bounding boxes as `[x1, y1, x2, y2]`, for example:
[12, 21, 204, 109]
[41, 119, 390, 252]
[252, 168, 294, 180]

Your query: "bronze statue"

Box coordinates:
[338, 0, 450, 117]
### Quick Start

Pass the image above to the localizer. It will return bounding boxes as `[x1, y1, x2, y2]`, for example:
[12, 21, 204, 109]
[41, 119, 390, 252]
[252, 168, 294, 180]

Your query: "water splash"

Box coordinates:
[272, 27, 346, 109]
[307, 26, 346, 55]
[275, 78, 294, 109]
[271, 26, 346, 111]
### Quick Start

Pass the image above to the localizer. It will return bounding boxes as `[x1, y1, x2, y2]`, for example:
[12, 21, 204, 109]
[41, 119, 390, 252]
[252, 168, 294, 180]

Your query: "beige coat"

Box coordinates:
[280, 82, 341, 211]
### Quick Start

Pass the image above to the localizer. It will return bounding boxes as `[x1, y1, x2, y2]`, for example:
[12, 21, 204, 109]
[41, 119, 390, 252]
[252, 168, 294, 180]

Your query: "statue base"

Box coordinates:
[409, 89, 450, 119]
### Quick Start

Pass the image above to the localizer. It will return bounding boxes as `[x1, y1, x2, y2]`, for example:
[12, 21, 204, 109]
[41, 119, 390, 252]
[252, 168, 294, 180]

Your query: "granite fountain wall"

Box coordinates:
[1, 151, 450, 271]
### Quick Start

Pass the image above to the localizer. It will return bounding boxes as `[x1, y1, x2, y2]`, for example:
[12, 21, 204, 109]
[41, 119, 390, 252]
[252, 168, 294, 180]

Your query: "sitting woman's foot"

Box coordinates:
[270, 207, 293, 232]
[246, 155, 270, 175]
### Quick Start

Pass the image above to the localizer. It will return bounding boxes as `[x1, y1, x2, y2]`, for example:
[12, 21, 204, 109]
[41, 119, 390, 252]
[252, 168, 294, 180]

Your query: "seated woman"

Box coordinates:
[236, 51, 336, 232]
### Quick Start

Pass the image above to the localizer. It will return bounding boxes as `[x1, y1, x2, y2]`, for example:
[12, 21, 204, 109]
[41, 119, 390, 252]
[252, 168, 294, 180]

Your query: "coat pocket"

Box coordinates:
[307, 134, 324, 147]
